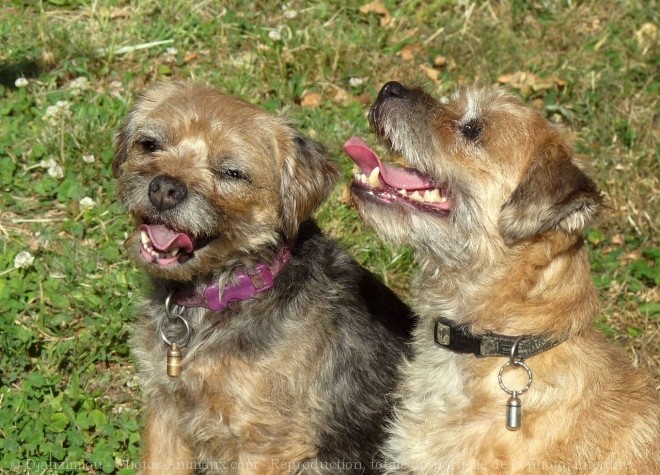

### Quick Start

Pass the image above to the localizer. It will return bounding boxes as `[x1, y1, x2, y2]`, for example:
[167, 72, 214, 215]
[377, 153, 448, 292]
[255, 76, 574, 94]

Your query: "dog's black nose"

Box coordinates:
[379, 81, 407, 99]
[148, 175, 188, 211]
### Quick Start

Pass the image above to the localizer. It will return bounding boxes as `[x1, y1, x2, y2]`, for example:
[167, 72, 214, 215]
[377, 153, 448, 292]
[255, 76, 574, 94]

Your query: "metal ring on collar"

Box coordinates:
[498, 360, 533, 396]
[159, 292, 192, 348]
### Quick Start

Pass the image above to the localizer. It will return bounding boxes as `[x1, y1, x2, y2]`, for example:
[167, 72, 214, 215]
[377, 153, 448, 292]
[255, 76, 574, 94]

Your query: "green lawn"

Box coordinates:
[1, 1, 658, 473]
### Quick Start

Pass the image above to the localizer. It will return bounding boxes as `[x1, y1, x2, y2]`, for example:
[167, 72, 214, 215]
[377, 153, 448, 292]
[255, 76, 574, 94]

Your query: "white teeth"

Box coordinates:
[356, 173, 368, 184]
[439, 195, 448, 203]
[410, 191, 424, 202]
[398, 189, 408, 196]
[168, 248, 180, 258]
[427, 189, 441, 203]
[140, 231, 149, 245]
[368, 167, 381, 187]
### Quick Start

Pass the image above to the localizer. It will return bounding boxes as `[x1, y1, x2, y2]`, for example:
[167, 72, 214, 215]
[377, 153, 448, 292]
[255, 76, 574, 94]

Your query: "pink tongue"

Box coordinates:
[343, 137, 436, 191]
[139, 224, 194, 253]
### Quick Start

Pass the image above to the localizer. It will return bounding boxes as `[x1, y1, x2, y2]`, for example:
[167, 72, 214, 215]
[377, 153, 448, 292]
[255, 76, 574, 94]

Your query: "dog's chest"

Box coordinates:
[387, 342, 508, 472]
[136, 313, 318, 463]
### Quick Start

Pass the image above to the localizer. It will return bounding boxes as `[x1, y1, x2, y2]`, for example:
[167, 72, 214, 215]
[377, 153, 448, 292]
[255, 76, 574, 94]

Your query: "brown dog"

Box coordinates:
[113, 81, 414, 474]
[344, 82, 659, 474]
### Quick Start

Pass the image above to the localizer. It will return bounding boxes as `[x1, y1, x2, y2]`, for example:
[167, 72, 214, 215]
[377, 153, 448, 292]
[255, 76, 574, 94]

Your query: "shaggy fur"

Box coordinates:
[347, 82, 660, 474]
[113, 81, 414, 474]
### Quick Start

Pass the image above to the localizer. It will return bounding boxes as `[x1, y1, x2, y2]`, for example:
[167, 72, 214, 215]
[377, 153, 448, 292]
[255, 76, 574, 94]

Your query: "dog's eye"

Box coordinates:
[461, 119, 483, 141]
[222, 169, 249, 181]
[139, 139, 161, 153]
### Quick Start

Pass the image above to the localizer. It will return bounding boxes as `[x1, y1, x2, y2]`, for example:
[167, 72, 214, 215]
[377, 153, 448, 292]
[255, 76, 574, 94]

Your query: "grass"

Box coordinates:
[0, 0, 657, 473]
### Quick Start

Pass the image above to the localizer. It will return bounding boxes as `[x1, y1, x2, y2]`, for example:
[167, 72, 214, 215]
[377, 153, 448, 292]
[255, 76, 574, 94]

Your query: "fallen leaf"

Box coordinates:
[42, 50, 55, 65]
[611, 233, 625, 246]
[498, 71, 565, 96]
[300, 92, 322, 108]
[110, 7, 132, 19]
[619, 250, 642, 264]
[183, 52, 198, 63]
[419, 64, 440, 84]
[359, 1, 394, 27]
[29, 239, 40, 252]
[356, 92, 372, 105]
[328, 87, 357, 107]
[635, 23, 657, 51]
[399, 43, 423, 61]
[433, 55, 447, 67]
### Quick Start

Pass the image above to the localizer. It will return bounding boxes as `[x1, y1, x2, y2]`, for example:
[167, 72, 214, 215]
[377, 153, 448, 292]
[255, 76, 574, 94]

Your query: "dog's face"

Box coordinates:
[114, 81, 338, 281]
[345, 82, 603, 267]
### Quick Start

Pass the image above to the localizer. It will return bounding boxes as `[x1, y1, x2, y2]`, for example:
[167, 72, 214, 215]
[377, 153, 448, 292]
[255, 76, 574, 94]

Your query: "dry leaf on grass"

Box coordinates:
[433, 55, 447, 67]
[498, 71, 565, 96]
[328, 87, 357, 107]
[359, 1, 394, 27]
[531, 98, 545, 110]
[399, 43, 424, 61]
[110, 7, 132, 19]
[183, 52, 198, 63]
[635, 23, 657, 51]
[300, 92, 322, 108]
[356, 92, 372, 105]
[419, 64, 440, 84]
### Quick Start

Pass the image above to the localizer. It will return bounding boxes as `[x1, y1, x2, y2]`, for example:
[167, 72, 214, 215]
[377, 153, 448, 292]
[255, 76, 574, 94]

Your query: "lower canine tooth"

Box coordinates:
[168, 248, 180, 258]
[368, 167, 381, 187]
[140, 231, 149, 245]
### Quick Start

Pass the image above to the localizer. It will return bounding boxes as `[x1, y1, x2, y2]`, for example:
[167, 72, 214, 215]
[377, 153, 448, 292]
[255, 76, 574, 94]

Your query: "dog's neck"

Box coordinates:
[162, 246, 292, 312]
[416, 231, 598, 340]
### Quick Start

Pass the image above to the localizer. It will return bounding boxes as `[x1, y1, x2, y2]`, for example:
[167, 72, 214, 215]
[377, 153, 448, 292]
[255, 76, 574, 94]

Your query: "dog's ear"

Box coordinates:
[498, 142, 603, 245]
[279, 131, 340, 240]
[112, 115, 133, 178]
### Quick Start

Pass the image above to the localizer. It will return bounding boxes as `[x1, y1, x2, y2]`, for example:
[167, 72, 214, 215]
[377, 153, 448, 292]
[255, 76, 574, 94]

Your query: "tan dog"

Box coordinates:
[344, 82, 659, 474]
[113, 81, 414, 474]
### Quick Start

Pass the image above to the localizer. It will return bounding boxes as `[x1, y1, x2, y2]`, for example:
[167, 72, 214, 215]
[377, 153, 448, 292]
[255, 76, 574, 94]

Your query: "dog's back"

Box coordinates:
[291, 221, 414, 470]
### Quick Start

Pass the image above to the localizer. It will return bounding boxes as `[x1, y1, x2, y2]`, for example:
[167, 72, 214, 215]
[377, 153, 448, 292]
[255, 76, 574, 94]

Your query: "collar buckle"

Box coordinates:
[434, 318, 483, 356]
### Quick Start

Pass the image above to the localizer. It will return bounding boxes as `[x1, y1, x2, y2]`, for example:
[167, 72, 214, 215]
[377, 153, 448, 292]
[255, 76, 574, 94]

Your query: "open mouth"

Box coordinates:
[138, 223, 211, 267]
[343, 137, 452, 215]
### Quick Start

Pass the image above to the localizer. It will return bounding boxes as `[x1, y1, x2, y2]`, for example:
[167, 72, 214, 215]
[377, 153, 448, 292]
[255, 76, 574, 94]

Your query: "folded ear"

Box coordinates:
[498, 142, 603, 245]
[280, 131, 340, 240]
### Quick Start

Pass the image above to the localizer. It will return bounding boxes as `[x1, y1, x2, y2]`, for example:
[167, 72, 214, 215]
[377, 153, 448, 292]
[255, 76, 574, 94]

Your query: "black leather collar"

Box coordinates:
[434, 317, 566, 358]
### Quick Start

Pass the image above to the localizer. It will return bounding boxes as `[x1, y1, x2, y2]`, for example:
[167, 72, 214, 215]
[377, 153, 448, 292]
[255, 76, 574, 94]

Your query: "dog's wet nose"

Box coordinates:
[148, 175, 188, 211]
[379, 81, 407, 99]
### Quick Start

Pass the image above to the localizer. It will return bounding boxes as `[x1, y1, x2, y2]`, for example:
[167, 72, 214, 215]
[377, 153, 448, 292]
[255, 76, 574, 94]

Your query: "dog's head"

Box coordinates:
[345, 82, 603, 267]
[113, 81, 338, 281]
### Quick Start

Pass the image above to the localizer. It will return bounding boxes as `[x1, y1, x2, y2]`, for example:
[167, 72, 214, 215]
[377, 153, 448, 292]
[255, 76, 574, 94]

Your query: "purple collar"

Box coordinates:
[175, 248, 291, 312]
